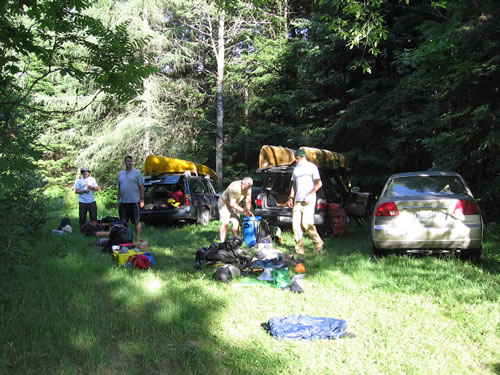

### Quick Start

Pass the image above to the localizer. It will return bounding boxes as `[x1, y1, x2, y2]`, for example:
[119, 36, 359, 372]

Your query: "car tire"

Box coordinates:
[372, 244, 388, 257]
[460, 248, 482, 263]
[197, 208, 210, 226]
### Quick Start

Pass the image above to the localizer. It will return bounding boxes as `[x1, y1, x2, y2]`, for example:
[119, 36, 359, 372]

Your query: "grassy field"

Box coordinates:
[1, 190, 499, 374]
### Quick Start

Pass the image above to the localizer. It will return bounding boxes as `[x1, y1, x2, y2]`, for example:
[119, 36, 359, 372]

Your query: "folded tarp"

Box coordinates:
[267, 315, 347, 340]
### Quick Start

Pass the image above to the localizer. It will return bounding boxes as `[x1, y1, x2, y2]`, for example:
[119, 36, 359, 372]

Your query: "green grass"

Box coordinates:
[1, 190, 499, 374]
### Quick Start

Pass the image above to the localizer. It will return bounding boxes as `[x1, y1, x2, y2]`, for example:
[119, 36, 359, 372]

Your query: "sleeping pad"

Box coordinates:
[267, 315, 347, 340]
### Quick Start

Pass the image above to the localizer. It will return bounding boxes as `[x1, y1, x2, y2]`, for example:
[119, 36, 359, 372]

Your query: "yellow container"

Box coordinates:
[113, 250, 144, 266]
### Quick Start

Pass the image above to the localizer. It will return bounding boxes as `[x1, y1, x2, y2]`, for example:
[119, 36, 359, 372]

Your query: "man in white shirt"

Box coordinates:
[287, 149, 324, 254]
[75, 167, 100, 231]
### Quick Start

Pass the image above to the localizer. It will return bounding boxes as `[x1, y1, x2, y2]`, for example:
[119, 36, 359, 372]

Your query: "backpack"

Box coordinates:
[257, 219, 273, 245]
[328, 203, 348, 236]
[195, 236, 251, 268]
[103, 221, 130, 253]
[57, 215, 72, 230]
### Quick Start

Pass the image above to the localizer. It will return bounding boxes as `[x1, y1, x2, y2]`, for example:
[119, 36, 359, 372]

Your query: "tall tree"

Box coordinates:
[0, 0, 154, 264]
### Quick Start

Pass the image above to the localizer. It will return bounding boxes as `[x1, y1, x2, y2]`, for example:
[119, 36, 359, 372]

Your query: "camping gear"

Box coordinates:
[103, 221, 131, 253]
[266, 315, 348, 340]
[272, 269, 292, 288]
[328, 203, 348, 236]
[57, 215, 72, 231]
[214, 265, 241, 282]
[144, 155, 218, 183]
[243, 216, 262, 247]
[294, 263, 306, 274]
[195, 236, 251, 268]
[258, 145, 348, 170]
[113, 249, 144, 266]
[143, 251, 156, 266]
[130, 254, 151, 269]
[81, 220, 107, 236]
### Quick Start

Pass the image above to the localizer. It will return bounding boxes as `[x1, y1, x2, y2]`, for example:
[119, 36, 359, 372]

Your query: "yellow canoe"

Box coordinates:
[298, 147, 348, 170]
[258, 145, 296, 169]
[145, 155, 218, 183]
[258, 145, 348, 170]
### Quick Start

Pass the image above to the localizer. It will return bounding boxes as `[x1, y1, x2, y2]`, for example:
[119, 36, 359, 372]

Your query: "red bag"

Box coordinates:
[131, 254, 151, 270]
[328, 203, 348, 236]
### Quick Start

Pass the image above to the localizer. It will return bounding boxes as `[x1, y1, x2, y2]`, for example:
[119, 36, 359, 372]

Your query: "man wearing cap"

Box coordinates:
[118, 155, 145, 241]
[287, 149, 324, 254]
[75, 167, 101, 231]
[218, 177, 254, 242]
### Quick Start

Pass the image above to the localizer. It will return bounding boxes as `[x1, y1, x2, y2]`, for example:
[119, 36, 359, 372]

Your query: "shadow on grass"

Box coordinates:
[2, 214, 498, 374]
[316, 224, 500, 305]
[0, 221, 285, 375]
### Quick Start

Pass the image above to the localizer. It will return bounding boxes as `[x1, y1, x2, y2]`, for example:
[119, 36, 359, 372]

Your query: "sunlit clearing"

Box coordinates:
[142, 274, 165, 295]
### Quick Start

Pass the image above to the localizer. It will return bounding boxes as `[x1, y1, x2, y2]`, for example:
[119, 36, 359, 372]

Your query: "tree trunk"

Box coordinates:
[142, 5, 151, 160]
[215, 10, 225, 190]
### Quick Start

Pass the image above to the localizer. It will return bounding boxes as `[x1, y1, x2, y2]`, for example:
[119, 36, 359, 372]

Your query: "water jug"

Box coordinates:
[242, 216, 261, 247]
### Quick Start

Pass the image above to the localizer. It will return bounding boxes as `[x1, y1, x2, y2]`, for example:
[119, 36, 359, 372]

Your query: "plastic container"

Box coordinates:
[113, 250, 144, 266]
[242, 216, 261, 247]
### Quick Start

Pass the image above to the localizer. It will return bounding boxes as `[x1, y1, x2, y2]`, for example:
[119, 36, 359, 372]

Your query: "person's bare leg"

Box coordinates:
[220, 223, 229, 242]
[231, 219, 239, 238]
[135, 222, 141, 242]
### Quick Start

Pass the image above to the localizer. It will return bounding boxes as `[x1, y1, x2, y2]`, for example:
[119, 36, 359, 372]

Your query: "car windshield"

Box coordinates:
[384, 176, 467, 197]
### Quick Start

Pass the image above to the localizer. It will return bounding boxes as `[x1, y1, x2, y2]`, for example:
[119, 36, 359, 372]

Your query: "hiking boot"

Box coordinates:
[314, 242, 324, 253]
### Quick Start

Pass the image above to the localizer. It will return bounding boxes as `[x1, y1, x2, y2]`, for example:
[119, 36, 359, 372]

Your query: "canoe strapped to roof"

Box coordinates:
[145, 155, 218, 183]
[258, 145, 348, 170]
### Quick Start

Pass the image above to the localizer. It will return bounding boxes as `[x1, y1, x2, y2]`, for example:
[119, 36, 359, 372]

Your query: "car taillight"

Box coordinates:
[255, 195, 262, 208]
[316, 199, 327, 210]
[375, 202, 399, 216]
[185, 194, 191, 206]
[454, 199, 480, 215]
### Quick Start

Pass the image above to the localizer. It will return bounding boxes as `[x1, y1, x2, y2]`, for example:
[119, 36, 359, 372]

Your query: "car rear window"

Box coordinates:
[384, 176, 467, 197]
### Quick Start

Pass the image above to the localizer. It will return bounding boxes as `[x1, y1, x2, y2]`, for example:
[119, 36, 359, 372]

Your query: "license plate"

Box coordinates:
[278, 216, 293, 223]
[416, 211, 436, 220]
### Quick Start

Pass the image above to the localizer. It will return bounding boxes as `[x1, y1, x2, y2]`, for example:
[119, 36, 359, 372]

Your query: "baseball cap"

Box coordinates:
[81, 167, 90, 173]
[294, 149, 306, 157]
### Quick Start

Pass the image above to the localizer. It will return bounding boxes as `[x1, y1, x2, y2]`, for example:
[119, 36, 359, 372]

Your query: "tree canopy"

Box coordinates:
[2, 0, 499, 227]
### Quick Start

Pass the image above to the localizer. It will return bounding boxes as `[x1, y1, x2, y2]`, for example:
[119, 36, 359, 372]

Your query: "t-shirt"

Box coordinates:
[220, 180, 251, 206]
[75, 176, 99, 203]
[292, 160, 321, 203]
[118, 168, 144, 203]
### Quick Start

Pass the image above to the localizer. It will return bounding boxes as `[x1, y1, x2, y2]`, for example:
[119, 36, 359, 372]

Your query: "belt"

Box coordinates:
[296, 201, 309, 206]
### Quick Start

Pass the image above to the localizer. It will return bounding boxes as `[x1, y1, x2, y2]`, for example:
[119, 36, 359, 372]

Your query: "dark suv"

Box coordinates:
[254, 165, 372, 234]
[140, 174, 219, 225]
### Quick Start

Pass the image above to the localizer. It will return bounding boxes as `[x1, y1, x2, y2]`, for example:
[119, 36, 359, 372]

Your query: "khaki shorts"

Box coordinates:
[218, 199, 240, 225]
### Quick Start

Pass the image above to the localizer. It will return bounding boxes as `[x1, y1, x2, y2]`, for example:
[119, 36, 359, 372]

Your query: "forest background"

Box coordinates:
[1, 0, 499, 261]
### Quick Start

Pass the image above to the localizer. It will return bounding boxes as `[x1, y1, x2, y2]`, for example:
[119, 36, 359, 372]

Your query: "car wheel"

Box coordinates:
[197, 208, 210, 225]
[372, 244, 388, 257]
[460, 248, 482, 263]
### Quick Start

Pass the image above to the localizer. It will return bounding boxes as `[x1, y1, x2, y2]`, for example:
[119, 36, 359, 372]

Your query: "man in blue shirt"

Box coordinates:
[118, 155, 145, 241]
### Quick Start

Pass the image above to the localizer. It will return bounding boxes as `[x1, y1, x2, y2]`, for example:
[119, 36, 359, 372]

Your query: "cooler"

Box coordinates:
[242, 216, 261, 247]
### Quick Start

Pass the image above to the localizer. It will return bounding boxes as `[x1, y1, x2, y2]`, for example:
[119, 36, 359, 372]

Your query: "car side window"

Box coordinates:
[201, 179, 216, 194]
[190, 179, 206, 194]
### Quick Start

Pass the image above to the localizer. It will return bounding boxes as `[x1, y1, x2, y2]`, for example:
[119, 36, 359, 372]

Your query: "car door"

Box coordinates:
[189, 178, 219, 217]
[200, 178, 219, 217]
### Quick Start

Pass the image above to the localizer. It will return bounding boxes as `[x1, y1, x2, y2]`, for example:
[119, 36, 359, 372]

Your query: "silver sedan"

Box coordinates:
[371, 171, 483, 260]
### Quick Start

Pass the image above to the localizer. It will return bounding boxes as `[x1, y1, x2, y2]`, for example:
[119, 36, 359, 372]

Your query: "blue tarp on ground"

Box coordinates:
[267, 315, 347, 340]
